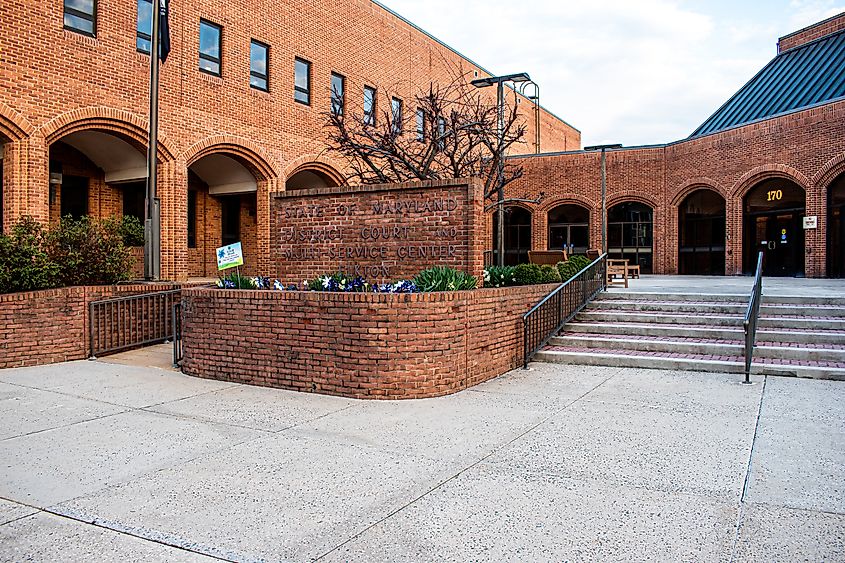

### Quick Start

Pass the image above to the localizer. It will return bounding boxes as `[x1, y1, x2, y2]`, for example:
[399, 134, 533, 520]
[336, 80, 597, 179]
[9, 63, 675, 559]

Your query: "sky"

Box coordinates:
[378, 0, 845, 148]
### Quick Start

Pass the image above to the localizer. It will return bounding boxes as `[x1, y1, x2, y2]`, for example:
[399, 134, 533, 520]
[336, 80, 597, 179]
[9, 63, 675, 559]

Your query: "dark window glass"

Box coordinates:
[122, 182, 146, 223]
[136, 0, 152, 53]
[294, 58, 310, 105]
[363, 85, 376, 125]
[391, 97, 403, 133]
[199, 20, 222, 76]
[250, 40, 269, 91]
[437, 117, 446, 150]
[415, 108, 426, 142]
[492, 206, 532, 266]
[64, 0, 96, 36]
[331, 72, 345, 115]
[607, 201, 654, 273]
[0, 159, 4, 233]
[547, 204, 590, 254]
[187, 190, 197, 248]
[221, 196, 240, 246]
[60, 176, 89, 219]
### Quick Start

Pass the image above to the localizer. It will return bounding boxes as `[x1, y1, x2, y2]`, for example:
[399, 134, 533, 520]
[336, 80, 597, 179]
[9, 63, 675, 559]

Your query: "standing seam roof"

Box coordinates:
[690, 28, 845, 137]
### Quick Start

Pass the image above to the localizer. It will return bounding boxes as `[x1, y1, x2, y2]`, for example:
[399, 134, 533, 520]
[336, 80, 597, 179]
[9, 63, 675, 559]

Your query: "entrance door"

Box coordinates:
[60, 175, 89, 219]
[548, 204, 589, 255]
[743, 179, 805, 276]
[221, 196, 241, 246]
[678, 189, 726, 275]
[828, 173, 845, 278]
[492, 206, 532, 265]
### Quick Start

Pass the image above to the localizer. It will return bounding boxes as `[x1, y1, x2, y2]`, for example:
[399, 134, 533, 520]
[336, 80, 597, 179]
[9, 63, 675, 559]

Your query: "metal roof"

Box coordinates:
[690, 28, 845, 138]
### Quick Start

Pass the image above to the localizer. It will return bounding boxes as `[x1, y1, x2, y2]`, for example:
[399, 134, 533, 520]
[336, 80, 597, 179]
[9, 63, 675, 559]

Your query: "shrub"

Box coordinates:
[0, 217, 60, 293]
[556, 260, 579, 282]
[45, 215, 133, 286]
[539, 264, 562, 284]
[119, 215, 146, 246]
[484, 265, 517, 288]
[569, 254, 591, 270]
[413, 266, 477, 291]
[513, 263, 542, 285]
[216, 271, 258, 289]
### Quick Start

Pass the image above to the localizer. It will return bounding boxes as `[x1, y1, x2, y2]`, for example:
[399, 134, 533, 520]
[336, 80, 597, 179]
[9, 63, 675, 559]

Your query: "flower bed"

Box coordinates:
[180, 284, 557, 399]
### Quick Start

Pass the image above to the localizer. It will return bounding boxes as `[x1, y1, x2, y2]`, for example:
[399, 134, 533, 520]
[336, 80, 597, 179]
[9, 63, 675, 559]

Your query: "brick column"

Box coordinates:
[2, 137, 49, 230]
[159, 159, 188, 281]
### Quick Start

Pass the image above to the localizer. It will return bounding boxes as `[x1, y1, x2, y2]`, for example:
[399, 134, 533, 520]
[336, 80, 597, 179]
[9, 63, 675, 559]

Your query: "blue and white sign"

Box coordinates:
[216, 242, 244, 270]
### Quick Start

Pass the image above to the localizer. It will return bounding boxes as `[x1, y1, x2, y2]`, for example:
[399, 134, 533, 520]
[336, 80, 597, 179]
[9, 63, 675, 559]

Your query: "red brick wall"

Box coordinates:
[506, 100, 845, 277]
[272, 179, 484, 283]
[180, 284, 554, 399]
[0, 283, 178, 368]
[778, 13, 845, 52]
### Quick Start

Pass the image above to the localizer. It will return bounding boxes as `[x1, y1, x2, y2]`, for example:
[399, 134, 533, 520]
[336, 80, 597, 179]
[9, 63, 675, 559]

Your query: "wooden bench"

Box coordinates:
[528, 250, 568, 266]
[607, 259, 629, 288]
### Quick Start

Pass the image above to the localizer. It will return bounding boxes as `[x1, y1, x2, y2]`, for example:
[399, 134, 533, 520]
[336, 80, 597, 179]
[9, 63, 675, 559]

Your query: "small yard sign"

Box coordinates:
[217, 242, 244, 270]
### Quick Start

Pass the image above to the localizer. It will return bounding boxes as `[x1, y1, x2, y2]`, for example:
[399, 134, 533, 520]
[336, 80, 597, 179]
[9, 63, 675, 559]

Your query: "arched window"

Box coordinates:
[608, 201, 653, 273]
[828, 173, 845, 278]
[547, 204, 589, 254]
[492, 206, 532, 266]
[678, 189, 726, 275]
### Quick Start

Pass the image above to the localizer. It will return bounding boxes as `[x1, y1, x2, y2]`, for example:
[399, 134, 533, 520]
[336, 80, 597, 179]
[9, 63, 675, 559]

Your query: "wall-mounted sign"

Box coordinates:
[216, 242, 244, 270]
[803, 216, 818, 229]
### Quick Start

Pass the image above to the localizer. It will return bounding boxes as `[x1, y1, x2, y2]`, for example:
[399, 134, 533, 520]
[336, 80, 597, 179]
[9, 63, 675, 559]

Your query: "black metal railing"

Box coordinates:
[172, 301, 183, 368]
[743, 251, 764, 384]
[88, 289, 181, 358]
[522, 253, 607, 368]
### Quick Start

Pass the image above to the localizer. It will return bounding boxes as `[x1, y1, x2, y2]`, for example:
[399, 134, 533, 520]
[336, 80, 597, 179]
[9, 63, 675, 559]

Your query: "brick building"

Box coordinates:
[0, 0, 579, 279]
[501, 13, 845, 278]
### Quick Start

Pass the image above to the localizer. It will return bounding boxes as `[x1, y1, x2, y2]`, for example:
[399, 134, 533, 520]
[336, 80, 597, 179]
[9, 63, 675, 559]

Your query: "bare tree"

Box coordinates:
[323, 72, 528, 202]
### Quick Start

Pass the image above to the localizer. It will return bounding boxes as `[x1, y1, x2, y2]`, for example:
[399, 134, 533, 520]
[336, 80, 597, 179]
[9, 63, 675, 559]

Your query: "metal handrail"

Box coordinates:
[172, 301, 183, 368]
[522, 253, 608, 368]
[743, 251, 764, 384]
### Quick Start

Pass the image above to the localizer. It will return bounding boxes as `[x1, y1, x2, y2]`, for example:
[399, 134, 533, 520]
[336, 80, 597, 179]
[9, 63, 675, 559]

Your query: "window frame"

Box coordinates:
[136, 0, 152, 53]
[198, 19, 222, 77]
[363, 85, 377, 126]
[437, 116, 446, 150]
[63, 0, 97, 37]
[249, 40, 270, 92]
[415, 108, 426, 142]
[294, 57, 311, 105]
[330, 72, 345, 116]
[391, 97, 403, 134]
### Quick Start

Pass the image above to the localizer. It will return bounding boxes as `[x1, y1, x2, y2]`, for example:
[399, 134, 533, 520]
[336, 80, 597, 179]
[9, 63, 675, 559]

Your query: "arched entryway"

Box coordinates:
[828, 172, 845, 278]
[285, 163, 343, 190]
[678, 189, 726, 275]
[492, 206, 532, 265]
[47, 129, 149, 225]
[743, 178, 806, 276]
[187, 152, 263, 277]
[547, 203, 589, 254]
[608, 201, 654, 273]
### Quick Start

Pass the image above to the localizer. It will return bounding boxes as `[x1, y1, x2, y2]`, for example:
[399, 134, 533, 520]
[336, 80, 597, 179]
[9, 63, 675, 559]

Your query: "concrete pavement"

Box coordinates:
[0, 359, 843, 561]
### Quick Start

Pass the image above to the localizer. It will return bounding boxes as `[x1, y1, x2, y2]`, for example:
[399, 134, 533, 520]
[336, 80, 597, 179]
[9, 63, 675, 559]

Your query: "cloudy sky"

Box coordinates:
[379, 0, 845, 148]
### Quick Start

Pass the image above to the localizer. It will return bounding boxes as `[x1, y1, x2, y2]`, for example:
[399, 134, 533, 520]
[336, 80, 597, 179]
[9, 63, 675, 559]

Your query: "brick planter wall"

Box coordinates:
[0, 283, 178, 369]
[180, 284, 555, 399]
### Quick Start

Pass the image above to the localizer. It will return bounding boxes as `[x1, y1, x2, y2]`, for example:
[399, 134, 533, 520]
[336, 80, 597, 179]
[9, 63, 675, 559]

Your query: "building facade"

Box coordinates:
[0, 0, 579, 279]
[499, 14, 845, 278]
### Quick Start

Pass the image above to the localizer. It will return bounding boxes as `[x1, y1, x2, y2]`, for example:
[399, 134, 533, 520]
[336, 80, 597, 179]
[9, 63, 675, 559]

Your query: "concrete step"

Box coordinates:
[564, 321, 845, 345]
[586, 300, 845, 318]
[534, 346, 845, 380]
[549, 335, 845, 362]
[597, 291, 845, 307]
[575, 311, 845, 331]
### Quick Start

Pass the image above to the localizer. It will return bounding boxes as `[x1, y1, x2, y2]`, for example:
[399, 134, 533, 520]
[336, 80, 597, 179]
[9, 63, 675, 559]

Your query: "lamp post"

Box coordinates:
[584, 143, 622, 254]
[518, 80, 541, 154]
[471, 72, 531, 267]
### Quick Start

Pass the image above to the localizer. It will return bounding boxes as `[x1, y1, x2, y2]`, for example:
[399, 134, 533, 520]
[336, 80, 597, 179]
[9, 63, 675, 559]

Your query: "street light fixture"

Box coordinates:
[584, 144, 622, 254]
[518, 80, 540, 154]
[472, 72, 531, 267]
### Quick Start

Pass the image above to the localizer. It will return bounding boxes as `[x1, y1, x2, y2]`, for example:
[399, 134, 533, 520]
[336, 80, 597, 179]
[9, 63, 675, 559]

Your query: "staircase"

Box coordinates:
[535, 291, 845, 380]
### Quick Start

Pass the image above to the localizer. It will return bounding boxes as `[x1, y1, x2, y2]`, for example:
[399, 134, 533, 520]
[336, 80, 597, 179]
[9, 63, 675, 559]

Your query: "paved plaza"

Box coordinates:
[0, 359, 843, 561]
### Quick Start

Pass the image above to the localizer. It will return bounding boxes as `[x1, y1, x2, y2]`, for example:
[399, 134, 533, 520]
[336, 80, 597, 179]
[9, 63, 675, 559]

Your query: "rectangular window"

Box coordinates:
[391, 97, 403, 133]
[250, 40, 269, 91]
[136, 0, 152, 52]
[437, 116, 446, 150]
[187, 190, 197, 248]
[64, 0, 96, 36]
[416, 108, 426, 142]
[294, 58, 311, 105]
[330, 72, 345, 115]
[363, 85, 376, 126]
[199, 20, 222, 76]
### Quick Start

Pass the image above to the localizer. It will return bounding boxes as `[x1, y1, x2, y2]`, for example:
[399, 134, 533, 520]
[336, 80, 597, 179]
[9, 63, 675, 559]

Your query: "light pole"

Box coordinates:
[518, 80, 540, 154]
[471, 72, 531, 267]
[584, 144, 622, 254]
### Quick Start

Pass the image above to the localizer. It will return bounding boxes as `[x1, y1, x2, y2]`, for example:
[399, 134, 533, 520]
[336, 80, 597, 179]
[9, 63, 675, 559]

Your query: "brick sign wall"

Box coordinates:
[271, 179, 485, 283]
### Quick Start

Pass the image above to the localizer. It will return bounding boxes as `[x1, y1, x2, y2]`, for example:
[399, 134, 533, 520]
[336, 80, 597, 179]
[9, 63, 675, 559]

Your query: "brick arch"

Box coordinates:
[183, 135, 280, 181]
[37, 106, 175, 160]
[283, 154, 346, 186]
[0, 102, 34, 141]
[812, 152, 845, 192]
[730, 164, 811, 199]
[606, 194, 658, 210]
[536, 195, 595, 217]
[670, 178, 727, 207]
